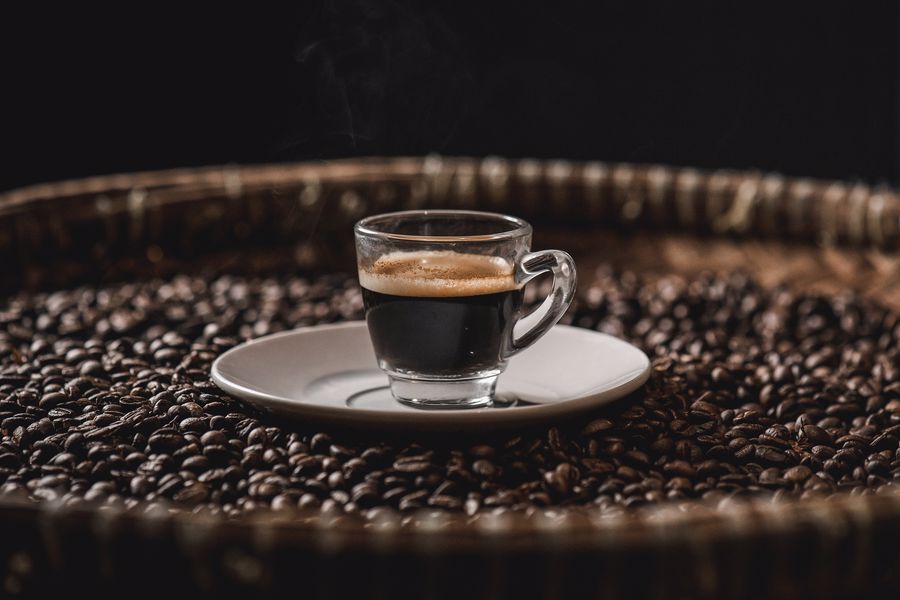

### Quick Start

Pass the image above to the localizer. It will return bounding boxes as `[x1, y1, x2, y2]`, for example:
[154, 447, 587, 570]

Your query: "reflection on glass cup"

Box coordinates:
[355, 210, 576, 409]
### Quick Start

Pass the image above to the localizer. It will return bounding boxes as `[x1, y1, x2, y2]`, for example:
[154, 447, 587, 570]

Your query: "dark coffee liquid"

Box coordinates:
[359, 251, 522, 375]
[362, 287, 523, 374]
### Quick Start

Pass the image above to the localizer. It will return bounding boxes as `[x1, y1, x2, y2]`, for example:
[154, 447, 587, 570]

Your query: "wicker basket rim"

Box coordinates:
[1, 156, 899, 544]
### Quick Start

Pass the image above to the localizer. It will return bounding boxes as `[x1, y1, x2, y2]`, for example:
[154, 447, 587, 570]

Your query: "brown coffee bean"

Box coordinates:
[157, 475, 184, 496]
[174, 483, 208, 505]
[247, 427, 268, 446]
[130, 475, 152, 496]
[623, 450, 650, 466]
[200, 430, 227, 446]
[663, 460, 697, 479]
[428, 495, 463, 510]
[464, 444, 493, 458]
[310, 433, 332, 453]
[38, 392, 68, 409]
[784, 465, 813, 483]
[616, 465, 639, 482]
[350, 483, 378, 508]
[696, 459, 726, 477]
[870, 433, 898, 450]
[398, 490, 429, 511]
[758, 468, 783, 486]
[472, 459, 497, 478]
[604, 440, 625, 456]
[179, 417, 207, 432]
[734, 445, 755, 461]
[581, 458, 614, 475]
[800, 425, 834, 446]
[382, 487, 408, 503]
[148, 433, 185, 453]
[0, 453, 21, 469]
[392, 459, 431, 474]
[544, 469, 569, 497]
[755, 446, 788, 465]
[182, 455, 209, 473]
[581, 418, 614, 436]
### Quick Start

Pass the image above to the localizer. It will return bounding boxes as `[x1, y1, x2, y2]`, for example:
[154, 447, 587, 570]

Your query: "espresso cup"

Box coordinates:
[354, 210, 576, 409]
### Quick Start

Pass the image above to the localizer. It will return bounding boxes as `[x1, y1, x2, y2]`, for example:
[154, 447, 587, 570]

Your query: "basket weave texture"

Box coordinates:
[1, 157, 900, 599]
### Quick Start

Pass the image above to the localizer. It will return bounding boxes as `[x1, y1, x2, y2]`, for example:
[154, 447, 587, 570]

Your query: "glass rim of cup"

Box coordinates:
[354, 209, 532, 243]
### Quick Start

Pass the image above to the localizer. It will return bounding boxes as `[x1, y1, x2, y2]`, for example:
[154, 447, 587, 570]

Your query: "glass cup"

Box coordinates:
[354, 210, 576, 409]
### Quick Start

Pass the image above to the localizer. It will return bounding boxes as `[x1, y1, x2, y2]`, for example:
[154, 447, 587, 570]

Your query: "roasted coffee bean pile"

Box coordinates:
[0, 268, 899, 516]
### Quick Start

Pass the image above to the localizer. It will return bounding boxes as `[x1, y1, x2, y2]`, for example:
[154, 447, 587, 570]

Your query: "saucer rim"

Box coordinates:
[210, 321, 650, 428]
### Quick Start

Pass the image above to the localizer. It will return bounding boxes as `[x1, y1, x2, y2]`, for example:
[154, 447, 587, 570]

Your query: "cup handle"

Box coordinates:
[504, 250, 577, 358]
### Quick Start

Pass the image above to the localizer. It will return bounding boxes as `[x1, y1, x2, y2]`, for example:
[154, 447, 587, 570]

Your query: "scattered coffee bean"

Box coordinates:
[783, 465, 813, 483]
[0, 268, 896, 517]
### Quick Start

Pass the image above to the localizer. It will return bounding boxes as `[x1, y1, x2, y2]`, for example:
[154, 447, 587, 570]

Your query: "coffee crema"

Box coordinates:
[358, 251, 518, 298]
[359, 250, 524, 375]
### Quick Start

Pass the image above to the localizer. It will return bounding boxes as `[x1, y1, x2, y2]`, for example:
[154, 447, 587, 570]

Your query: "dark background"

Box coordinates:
[1, 1, 897, 192]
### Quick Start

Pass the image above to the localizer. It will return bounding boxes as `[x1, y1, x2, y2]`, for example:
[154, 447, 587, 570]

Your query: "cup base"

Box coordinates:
[387, 372, 499, 409]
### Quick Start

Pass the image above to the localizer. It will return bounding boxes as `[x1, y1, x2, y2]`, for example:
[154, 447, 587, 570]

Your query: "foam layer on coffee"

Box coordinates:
[359, 250, 518, 297]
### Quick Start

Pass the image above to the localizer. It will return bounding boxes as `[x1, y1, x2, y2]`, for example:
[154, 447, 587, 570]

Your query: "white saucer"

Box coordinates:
[211, 321, 650, 431]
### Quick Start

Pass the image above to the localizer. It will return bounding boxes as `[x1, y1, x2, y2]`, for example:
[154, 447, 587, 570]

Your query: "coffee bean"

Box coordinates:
[784, 465, 813, 483]
[253, 482, 281, 501]
[799, 425, 834, 446]
[755, 446, 789, 465]
[690, 399, 719, 417]
[297, 493, 320, 510]
[835, 448, 863, 464]
[581, 418, 614, 436]
[182, 455, 209, 473]
[398, 490, 429, 511]
[200, 430, 227, 446]
[581, 458, 614, 475]
[758, 468, 783, 486]
[811, 445, 835, 460]
[0, 453, 21, 469]
[329, 444, 353, 459]
[155, 476, 182, 497]
[327, 471, 345, 490]
[79, 361, 107, 378]
[179, 417, 207, 432]
[393, 457, 431, 474]
[148, 432, 185, 453]
[472, 459, 497, 478]
[204, 444, 232, 466]
[130, 476, 152, 496]
[174, 483, 208, 505]
[541, 429, 562, 453]
[616, 465, 639, 482]
[623, 450, 650, 466]
[735, 445, 755, 461]
[428, 494, 463, 510]
[663, 460, 697, 479]
[696, 459, 725, 477]
[823, 458, 847, 476]
[310, 433, 332, 453]
[350, 483, 378, 508]
[711, 367, 734, 386]
[382, 487, 408, 503]
[871, 433, 898, 451]
[271, 493, 297, 511]
[153, 348, 181, 363]
[247, 427, 268, 446]
[865, 458, 890, 477]
[38, 392, 68, 409]
[604, 440, 625, 456]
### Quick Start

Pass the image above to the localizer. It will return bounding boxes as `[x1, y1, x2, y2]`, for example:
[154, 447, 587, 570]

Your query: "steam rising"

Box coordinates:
[283, 1, 473, 157]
